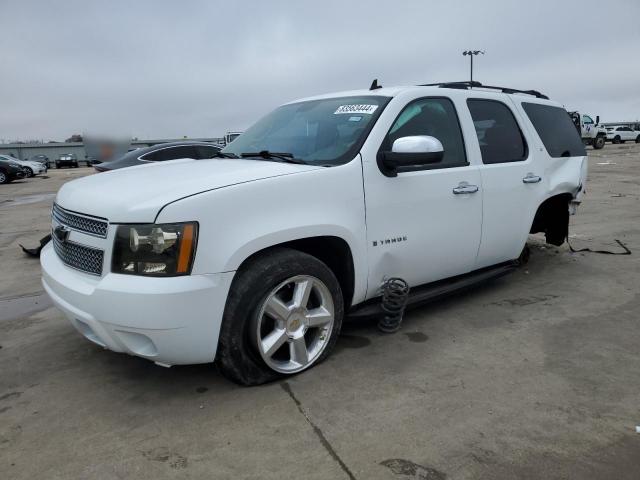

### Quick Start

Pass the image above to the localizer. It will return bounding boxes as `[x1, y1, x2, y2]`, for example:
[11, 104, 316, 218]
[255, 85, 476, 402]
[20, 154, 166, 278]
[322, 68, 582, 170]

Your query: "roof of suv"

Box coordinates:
[290, 81, 556, 106]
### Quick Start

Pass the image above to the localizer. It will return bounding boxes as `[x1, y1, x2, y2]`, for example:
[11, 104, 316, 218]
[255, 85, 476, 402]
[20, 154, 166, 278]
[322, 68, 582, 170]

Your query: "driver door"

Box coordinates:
[362, 96, 482, 295]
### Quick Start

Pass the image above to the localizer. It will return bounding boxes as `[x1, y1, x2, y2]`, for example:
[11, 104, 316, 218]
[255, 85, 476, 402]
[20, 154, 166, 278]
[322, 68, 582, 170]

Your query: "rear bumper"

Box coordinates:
[41, 243, 235, 365]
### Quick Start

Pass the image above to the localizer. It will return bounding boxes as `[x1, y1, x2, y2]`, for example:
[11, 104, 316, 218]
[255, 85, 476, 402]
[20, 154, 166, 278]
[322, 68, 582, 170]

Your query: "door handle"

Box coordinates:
[523, 173, 542, 184]
[452, 183, 479, 194]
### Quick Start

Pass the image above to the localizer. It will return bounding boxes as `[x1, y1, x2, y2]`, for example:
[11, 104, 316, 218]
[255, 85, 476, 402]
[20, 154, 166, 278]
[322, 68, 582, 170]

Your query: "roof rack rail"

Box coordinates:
[419, 81, 549, 99]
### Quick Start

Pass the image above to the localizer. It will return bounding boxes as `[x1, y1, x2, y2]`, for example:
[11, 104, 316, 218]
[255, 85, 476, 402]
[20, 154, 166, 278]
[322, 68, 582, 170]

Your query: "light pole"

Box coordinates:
[462, 50, 485, 83]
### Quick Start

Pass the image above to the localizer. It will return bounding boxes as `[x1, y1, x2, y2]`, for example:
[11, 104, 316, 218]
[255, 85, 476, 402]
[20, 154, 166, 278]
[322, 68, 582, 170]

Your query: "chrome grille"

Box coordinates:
[52, 203, 108, 238]
[52, 234, 104, 276]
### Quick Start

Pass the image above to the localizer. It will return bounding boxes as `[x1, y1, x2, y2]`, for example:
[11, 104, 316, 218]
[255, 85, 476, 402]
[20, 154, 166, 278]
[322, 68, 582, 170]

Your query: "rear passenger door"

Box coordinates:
[467, 98, 543, 268]
[622, 127, 636, 142]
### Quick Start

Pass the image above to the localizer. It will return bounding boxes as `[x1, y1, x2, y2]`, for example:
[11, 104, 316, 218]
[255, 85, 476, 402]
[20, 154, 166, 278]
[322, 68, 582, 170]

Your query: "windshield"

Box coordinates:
[222, 96, 390, 165]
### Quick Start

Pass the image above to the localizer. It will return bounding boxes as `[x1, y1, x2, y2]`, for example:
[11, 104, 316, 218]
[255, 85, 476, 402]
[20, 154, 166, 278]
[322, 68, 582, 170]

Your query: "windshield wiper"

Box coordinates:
[240, 151, 308, 164]
[212, 151, 239, 159]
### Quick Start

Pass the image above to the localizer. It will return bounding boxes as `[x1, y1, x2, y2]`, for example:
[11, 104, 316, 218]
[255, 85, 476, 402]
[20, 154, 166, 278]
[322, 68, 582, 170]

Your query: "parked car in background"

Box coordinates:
[606, 126, 640, 144]
[0, 157, 26, 184]
[94, 141, 222, 172]
[30, 154, 50, 168]
[56, 153, 79, 168]
[0, 154, 46, 177]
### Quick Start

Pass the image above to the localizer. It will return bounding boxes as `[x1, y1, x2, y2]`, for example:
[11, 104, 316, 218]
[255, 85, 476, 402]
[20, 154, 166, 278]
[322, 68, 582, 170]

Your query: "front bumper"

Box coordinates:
[41, 243, 235, 365]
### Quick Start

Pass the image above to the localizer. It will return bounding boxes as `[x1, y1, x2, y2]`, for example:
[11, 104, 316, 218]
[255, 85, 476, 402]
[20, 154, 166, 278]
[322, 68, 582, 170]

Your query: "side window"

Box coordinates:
[582, 115, 593, 124]
[142, 146, 197, 162]
[467, 99, 527, 164]
[521, 103, 586, 158]
[382, 97, 467, 169]
[195, 145, 220, 159]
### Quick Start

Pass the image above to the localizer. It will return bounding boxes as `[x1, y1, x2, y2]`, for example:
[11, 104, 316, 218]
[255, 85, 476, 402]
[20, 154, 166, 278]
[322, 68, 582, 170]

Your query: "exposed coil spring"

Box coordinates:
[377, 277, 410, 333]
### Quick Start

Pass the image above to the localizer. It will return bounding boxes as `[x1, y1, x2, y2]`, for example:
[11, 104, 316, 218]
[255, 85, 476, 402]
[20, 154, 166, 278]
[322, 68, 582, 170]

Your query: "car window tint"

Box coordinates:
[143, 145, 197, 162]
[467, 99, 527, 164]
[382, 97, 467, 169]
[582, 115, 593, 124]
[521, 103, 586, 158]
[195, 145, 220, 159]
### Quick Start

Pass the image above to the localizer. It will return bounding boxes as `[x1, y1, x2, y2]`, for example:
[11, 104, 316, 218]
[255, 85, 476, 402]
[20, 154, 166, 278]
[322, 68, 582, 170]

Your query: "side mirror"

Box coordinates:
[378, 136, 444, 177]
[595, 115, 600, 125]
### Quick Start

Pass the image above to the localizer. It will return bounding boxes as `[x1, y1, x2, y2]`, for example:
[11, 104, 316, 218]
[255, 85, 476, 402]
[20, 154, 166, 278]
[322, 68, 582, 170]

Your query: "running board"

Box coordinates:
[348, 262, 517, 320]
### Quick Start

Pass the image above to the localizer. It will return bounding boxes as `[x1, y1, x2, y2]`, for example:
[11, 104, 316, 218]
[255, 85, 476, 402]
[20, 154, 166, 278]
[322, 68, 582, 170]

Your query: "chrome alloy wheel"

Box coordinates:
[255, 275, 335, 374]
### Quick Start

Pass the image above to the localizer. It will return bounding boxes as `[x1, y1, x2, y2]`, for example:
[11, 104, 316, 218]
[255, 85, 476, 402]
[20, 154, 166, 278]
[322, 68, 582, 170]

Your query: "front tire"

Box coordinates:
[593, 136, 605, 149]
[216, 248, 344, 386]
[0, 170, 8, 184]
[613, 136, 621, 144]
[23, 167, 33, 178]
[636, 135, 640, 143]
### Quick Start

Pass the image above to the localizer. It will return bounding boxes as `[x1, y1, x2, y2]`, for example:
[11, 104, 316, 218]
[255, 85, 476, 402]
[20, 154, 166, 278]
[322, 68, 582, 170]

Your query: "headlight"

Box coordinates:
[112, 222, 198, 276]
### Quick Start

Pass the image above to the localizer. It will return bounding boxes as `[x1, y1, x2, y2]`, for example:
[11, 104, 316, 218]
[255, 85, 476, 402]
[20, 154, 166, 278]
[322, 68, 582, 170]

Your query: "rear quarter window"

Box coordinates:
[522, 103, 586, 158]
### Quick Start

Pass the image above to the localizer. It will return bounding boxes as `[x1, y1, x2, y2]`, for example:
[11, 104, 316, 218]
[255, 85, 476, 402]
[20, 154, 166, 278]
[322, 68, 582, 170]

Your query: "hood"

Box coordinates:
[56, 158, 321, 222]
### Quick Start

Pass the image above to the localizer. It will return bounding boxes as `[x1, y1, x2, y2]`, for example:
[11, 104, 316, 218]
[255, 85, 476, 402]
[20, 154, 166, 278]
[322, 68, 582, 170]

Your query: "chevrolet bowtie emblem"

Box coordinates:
[54, 225, 71, 243]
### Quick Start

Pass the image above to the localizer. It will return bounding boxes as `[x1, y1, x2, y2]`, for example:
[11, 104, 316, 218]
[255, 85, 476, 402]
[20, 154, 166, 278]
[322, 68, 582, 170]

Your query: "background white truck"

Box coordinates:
[569, 111, 606, 149]
[222, 131, 243, 146]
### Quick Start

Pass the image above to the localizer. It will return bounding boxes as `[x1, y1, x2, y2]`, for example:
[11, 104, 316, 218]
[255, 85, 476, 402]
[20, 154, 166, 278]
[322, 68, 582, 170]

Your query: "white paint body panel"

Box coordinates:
[41, 85, 586, 366]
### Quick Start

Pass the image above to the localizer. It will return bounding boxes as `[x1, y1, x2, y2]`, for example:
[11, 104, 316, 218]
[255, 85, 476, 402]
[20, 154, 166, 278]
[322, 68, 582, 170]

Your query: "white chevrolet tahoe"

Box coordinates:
[41, 81, 588, 385]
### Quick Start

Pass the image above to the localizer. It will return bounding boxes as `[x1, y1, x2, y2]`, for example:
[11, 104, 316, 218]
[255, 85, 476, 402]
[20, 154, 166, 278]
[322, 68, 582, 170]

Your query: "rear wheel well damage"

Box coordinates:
[235, 236, 355, 309]
[530, 193, 573, 246]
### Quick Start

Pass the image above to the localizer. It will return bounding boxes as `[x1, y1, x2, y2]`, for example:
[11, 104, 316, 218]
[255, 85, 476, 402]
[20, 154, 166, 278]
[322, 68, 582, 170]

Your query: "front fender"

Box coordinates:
[156, 159, 369, 304]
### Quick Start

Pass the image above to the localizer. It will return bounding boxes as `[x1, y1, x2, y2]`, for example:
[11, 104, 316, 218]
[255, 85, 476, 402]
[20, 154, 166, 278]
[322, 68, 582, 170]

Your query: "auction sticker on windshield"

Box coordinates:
[334, 104, 379, 115]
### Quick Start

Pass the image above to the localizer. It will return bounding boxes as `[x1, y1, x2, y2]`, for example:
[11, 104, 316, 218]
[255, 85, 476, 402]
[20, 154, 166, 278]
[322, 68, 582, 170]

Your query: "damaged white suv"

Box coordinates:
[41, 81, 587, 385]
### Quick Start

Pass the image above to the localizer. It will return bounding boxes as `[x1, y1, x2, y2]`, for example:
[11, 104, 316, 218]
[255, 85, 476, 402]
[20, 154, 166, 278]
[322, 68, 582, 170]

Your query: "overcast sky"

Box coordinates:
[1, 0, 639, 142]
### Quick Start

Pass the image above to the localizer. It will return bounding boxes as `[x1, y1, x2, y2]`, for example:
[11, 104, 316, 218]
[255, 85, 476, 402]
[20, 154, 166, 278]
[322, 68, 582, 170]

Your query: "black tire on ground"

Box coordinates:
[0, 170, 8, 184]
[613, 136, 621, 144]
[593, 136, 605, 149]
[216, 247, 344, 386]
[23, 167, 33, 177]
[73, 162, 78, 168]
[636, 135, 640, 143]
[56, 163, 60, 169]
